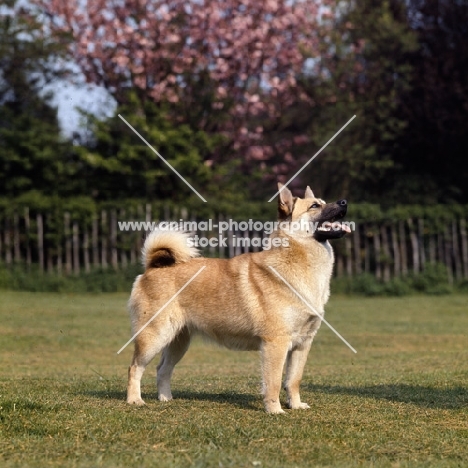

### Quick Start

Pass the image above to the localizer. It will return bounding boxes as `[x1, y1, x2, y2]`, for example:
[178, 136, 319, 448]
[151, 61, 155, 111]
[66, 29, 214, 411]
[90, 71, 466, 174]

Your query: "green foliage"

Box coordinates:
[75, 93, 259, 208]
[0, 261, 462, 295]
[332, 262, 459, 297]
[1, 0, 467, 213]
[295, 0, 418, 203]
[0, 264, 142, 293]
[410, 263, 453, 295]
[347, 203, 468, 224]
[0, 2, 79, 198]
[391, 0, 468, 203]
[333, 273, 385, 296]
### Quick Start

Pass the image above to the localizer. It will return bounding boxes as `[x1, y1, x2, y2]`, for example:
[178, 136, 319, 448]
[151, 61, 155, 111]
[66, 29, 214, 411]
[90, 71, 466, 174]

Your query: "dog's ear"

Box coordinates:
[278, 183, 294, 219]
[304, 186, 315, 199]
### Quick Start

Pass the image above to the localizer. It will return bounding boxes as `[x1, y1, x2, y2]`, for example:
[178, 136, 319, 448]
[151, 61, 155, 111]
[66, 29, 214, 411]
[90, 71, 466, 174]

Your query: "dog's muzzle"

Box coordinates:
[313, 199, 350, 242]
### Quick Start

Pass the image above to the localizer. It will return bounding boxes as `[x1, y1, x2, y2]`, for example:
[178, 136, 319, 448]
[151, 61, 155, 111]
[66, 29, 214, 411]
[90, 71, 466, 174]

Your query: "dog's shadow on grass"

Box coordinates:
[83, 389, 260, 410]
[173, 390, 259, 410]
[306, 383, 468, 410]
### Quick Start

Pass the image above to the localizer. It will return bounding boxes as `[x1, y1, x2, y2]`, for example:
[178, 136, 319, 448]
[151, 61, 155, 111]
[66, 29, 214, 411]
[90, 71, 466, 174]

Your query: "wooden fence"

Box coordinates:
[1, 206, 467, 283]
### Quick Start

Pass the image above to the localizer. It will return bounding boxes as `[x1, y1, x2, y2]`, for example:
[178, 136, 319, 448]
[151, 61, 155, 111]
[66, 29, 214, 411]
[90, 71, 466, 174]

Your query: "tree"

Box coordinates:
[0, 0, 80, 198]
[31, 0, 329, 186]
[391, 0, 468, 203]
[76, 93, 233, 203]
[284, 0, 418, 203]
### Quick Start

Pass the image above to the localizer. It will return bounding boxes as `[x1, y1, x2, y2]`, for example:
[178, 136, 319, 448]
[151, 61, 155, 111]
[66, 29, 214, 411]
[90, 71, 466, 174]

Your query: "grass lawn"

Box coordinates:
[0, 291, 467, 467]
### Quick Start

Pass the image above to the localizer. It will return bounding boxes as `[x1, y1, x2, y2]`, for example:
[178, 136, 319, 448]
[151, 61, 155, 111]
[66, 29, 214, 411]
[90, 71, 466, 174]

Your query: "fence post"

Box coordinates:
[452, 220, 462, 281]
[407, 218, 420, 274]
[128, 207, 136, 265]
[57, 227, 63, 276]
[418, 218, 426, 271]
[399, 220, 408, 275]
[336, 253, 344, 277]
[101, 210, 108, 269]
[136, 205, 144, 261]
[145, 203, 152, 223]
[345, 236, 352, 276]
[73, 221, 80, 275]
[374, 227, 381, 280]
[24, 208, 32, 268]
[83, 228, 90, 273]
[391, 224, 400, 277]
[13, 212, 20, 263]
[353, 226, 361, 274]
[363, 227, 370, 274]
[119, 209, 128, 268]
[460, 218, 468, 279]
[37, 213, 44, 272]
[437, 232, 444, 265]
[46, 214, 53, 273]
[381, 225, 391, 282]
[429, 235, 436, 264]
[64, 212, 72, 274]
[217, 214, 224, 258]
[92, 215, 99, 267]
[0, 218, 2, 263]
[111, 209, 118, 269]
[5, 217, 12, 264]
[444, 227, 453, 284]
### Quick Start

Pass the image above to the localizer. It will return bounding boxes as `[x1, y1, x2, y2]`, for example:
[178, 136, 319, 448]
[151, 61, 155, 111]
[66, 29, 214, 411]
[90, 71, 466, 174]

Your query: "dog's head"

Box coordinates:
[277, 183, 350, 241]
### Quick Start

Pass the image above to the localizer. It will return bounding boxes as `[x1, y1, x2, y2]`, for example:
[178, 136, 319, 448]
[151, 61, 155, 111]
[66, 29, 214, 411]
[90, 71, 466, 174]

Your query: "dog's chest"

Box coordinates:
[306, 241, 334, 281]
[287, 307, 322, 345]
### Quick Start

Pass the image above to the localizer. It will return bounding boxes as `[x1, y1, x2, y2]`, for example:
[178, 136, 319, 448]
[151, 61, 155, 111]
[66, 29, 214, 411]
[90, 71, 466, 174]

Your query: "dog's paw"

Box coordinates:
[267, 407, 286, 414]
[127, 397, 146, 406]
[293, 402, 310, 410]
[286, 401, 310, 410]
[158, 394, 173, 402]
[265, 400, 285, 414]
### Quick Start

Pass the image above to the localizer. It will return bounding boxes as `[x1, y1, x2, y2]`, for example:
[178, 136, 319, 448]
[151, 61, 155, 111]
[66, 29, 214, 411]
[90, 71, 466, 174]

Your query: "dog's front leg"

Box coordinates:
[261, 338, 290, 414]
[283, 337, 314, 409]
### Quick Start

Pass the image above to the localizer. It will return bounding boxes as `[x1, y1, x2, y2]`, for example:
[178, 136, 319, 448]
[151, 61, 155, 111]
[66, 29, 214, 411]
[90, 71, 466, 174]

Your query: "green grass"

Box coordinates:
[0, 292, 467, 467]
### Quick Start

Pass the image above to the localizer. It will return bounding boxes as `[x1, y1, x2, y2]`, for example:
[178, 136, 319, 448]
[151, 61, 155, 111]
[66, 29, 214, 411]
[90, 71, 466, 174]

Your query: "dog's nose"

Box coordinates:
[337, 199, 347, 207]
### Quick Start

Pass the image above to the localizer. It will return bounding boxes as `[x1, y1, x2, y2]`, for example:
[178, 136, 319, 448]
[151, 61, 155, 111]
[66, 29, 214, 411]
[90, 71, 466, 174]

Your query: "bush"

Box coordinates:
[0, 263, 462, 296]
[410, 263, 453, 295]
[332, 273, 384, 296]
[382, 277, 413, 296]
[332, 265, 456, 297]
[0, 264, 142, 293]
[456, 279, 468, 293]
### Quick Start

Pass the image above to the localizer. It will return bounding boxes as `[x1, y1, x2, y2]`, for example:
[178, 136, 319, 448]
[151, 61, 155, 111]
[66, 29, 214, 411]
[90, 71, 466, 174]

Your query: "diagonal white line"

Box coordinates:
[268, 115, 356, 202]
[268, 266, 357, 353]
[118, 114, 207, 203]
[116, 266, 206, 354]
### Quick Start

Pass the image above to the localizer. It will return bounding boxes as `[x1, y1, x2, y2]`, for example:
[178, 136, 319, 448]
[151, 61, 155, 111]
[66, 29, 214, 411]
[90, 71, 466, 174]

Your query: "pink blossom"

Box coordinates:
[32, 0, 328, 175]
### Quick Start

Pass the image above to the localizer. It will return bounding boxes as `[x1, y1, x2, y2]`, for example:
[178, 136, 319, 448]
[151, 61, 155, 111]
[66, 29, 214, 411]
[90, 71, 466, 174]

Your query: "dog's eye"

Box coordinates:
[309, 203, 320, 210]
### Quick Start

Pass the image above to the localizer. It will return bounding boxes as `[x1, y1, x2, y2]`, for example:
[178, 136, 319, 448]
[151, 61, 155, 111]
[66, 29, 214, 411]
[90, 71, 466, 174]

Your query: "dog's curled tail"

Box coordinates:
[142, 229, 199, 270]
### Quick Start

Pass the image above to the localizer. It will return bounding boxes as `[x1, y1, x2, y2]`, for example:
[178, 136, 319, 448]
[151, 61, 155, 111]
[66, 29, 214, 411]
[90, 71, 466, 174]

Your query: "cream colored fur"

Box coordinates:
[126, 184, 346, 413]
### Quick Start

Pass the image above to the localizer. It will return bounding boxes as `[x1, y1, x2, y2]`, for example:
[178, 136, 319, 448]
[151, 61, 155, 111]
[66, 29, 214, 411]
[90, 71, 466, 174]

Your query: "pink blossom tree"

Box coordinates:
[32, 0, 332, 179]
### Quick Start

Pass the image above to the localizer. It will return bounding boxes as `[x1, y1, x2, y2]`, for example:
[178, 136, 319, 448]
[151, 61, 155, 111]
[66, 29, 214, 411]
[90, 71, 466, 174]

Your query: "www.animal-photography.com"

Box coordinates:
[1, 1, 467, 467]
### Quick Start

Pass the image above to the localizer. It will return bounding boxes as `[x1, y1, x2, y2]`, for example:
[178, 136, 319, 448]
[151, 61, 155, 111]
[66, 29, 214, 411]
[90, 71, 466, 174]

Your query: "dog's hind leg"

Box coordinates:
[261, 337, 290, 414]
[127, 317, 181, 406]
[127, 339, 154, 406]
[283, 337, 313, 410]
[157, 327, 191, 402]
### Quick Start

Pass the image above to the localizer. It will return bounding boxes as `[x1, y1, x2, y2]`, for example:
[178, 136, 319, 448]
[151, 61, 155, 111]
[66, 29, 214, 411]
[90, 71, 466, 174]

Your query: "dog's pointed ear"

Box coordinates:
[278, 183, 294, 219]
[304, 186, 315, 199]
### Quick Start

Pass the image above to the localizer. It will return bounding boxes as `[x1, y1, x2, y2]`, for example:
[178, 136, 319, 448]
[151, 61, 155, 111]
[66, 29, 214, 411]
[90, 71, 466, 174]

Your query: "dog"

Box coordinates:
[126, 183, 349, 413]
